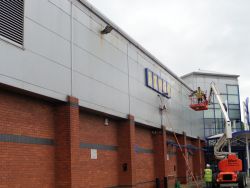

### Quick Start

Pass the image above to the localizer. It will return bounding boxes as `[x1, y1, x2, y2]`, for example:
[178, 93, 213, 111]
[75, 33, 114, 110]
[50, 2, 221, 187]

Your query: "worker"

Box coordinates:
[204, 164, 212, 188]
[190, 87, 205, 104]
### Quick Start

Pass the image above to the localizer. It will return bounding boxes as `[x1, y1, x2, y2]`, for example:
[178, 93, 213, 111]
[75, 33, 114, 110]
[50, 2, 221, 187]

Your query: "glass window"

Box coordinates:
[215, 109, 222, 118]
[229, 109, 241, 119]
[228, 95, 239, 104]
[231, 120, 242, 132]
[227, 85, 239, 95]
[214, 94, 227, 104]
[204, 118, 216, 129]
[205, 129, 215, 137]
[215, 119, 224, 130]
[220, 94, 228, 103]
[229, 104, 240, 110]
[214, 104, 222, 109]
[204, 109, 215, 118]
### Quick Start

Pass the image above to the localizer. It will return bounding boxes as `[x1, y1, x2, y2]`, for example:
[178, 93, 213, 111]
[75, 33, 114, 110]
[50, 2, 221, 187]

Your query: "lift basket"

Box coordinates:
[189, 97, 208, 111]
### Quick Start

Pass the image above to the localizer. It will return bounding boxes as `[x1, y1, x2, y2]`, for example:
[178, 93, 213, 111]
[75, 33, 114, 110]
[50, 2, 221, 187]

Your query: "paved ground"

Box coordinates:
[181, 178, 250, 188]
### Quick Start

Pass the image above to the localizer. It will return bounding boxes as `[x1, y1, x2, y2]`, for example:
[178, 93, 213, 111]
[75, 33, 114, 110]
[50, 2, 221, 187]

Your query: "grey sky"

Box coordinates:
[87, 0, 250, 113]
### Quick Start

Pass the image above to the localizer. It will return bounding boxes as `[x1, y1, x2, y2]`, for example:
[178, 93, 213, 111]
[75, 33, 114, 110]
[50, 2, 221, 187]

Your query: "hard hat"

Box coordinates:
[206, 164, 210, 168]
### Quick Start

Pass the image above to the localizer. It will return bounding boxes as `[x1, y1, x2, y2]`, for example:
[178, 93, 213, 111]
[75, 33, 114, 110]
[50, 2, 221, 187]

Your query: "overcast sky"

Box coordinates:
[87, 0, 250, 114]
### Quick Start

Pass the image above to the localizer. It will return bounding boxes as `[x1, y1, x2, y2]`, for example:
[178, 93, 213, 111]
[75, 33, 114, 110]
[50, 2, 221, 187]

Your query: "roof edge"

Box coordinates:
[181, 71, 240, 79]
[78, 0, 192, 91]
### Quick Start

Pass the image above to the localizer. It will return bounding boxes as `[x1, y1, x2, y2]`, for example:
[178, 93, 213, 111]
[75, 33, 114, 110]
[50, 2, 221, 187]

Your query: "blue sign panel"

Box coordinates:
[145, 68, 171, 98]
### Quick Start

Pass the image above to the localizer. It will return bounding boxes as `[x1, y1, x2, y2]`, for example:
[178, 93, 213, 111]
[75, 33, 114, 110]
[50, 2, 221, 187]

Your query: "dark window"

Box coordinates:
[0, 0, 24, 45]
[229, 109, 241, 119]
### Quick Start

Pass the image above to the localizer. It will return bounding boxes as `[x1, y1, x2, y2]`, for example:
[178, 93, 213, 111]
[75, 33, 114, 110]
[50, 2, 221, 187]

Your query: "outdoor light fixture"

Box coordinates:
[101, 25, 113, 34]
[151, 130, 157, 135]
[104, 118, 109, 126]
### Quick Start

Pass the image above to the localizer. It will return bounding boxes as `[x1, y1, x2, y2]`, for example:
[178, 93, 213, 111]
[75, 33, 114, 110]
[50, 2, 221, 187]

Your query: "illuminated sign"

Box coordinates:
[145, 68, 171, 98]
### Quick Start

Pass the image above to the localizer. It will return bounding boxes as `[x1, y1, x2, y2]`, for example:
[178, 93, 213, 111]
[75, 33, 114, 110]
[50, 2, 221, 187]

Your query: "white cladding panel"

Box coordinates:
[0, 0, 204, 138]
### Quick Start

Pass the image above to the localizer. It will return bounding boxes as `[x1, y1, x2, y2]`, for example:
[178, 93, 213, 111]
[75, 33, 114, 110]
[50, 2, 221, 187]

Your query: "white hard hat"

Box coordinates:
[206, 164, 210, 168]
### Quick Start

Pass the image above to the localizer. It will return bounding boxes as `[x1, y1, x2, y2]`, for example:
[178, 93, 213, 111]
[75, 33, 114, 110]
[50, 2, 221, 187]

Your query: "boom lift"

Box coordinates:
[190, 83, 246, 188]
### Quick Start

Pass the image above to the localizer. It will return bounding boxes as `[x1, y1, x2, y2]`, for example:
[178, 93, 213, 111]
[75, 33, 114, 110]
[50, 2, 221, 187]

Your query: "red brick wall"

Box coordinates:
[0, 90, 55, 138]
[186, 138, 194, 182]
[135, 126, 155, 188]
[201, 141, 206, 174]
[79, 111, 119, 187]
[0, 88, 206, 187]
[0, 90, 55, 188]
[166, 133, 177, 185]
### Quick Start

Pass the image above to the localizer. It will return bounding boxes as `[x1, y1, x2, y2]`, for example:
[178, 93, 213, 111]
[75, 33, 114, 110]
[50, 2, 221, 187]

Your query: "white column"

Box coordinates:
[228, 140, 231, 153]
[246, 136, 250, 177]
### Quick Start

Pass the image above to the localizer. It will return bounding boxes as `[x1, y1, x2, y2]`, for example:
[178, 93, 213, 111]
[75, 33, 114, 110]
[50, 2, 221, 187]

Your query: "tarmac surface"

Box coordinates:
[181, 178, 250, 188]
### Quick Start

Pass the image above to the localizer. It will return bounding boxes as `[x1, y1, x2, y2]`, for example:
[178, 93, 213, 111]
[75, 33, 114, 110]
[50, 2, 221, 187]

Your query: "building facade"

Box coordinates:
[181, 70, 242, 138]
[0, 0, 205, 187]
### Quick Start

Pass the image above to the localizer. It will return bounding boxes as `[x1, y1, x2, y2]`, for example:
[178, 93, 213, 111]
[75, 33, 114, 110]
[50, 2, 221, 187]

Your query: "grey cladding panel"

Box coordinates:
[24, 18, 71, 68]
[25, 0, 71, 40]
[73, 72, 129, 115]
[0, 0, 24, 45]
[73, 46, 128, 94]
[0, 41, 71, 95]
[73, 20, 128, 73]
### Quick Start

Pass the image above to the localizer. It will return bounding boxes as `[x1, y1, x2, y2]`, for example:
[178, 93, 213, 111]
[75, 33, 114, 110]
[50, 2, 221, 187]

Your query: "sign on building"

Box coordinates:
[145, 68, 171, 98]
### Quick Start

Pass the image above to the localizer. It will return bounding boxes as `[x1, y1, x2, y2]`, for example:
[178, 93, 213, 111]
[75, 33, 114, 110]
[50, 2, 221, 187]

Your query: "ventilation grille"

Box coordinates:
[0, 0, 24, 45]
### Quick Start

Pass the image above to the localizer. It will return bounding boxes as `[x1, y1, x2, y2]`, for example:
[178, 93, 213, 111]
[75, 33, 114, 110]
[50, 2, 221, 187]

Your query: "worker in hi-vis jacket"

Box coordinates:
[204, 164, 212, 188]
[190, 87, 206, 104]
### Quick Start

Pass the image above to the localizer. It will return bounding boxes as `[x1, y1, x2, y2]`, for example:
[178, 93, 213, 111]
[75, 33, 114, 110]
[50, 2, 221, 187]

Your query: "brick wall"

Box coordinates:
[79, 111, 119, 187]
[0, 88, 205, 188]
[186, 138, 194, 182]
[166, 133, 177, 186]
[135, 125, 155, 188]
[0, 90, 55, 188]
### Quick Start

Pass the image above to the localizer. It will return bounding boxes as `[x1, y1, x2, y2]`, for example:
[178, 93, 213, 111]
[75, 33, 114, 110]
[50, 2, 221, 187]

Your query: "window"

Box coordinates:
[227, 85, 239, 95]
[204, 118, 216, 129]
[215, 119, 224, 130]
[205, 128, 216, 137]
[228, 95, 240, 104]
[229, 109, 241, 119]
[0, 0, 24, 46]
[215, 109, 222, 118]
[229, 104, 240, 110]
[204, 109, 215, 118]
[213, 94, 227, 104]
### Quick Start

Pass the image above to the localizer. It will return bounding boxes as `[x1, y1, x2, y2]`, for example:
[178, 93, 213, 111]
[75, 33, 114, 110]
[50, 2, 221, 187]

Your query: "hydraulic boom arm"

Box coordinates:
[208, 83, 232, 160]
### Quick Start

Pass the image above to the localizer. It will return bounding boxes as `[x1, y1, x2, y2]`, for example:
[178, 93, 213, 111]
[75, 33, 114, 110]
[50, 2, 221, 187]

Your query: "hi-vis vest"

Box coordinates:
[204, 168, 212, 182]
[195, 89, 204, 99]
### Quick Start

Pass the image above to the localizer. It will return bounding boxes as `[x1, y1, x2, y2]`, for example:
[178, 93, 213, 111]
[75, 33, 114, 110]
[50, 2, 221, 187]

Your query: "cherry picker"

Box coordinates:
[190, 82, 246, 188]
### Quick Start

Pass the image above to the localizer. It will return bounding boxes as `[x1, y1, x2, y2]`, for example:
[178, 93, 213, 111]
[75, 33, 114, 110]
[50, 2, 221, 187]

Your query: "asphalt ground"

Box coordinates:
[182, 178, 250, 188]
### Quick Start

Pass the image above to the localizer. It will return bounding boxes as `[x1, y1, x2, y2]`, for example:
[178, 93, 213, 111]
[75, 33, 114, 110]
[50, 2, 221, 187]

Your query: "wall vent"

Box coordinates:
[0, 0, 24, 46]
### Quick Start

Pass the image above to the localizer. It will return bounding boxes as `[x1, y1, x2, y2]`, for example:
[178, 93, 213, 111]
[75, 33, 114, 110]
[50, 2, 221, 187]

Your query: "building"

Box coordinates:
[0, 0, 205, 187]
[181, 70, 242, 138]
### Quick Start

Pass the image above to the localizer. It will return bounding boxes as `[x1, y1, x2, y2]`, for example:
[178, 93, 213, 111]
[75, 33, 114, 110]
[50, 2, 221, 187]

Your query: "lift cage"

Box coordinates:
[189, 97, 208, 111]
